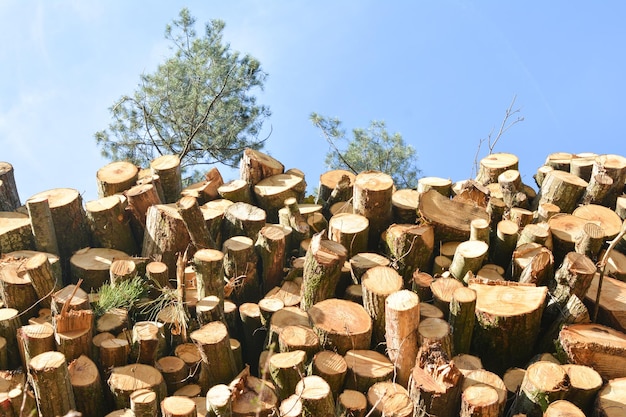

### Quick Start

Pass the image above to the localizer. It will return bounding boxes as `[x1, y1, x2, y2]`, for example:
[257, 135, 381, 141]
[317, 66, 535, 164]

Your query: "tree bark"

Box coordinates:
[0, 308, 22, 368]
[69, 354, 106, 417]
[150, 154, 183, 203]
[238, 302, 264, 376]
[255, 225, 286, 292]
[469, 281, 547, 374]
[177, 196, 215, 250]
[328, 213, 369, 259]
[0, 212, 33, 253]
[449, 286, 476, 355]
[86, 195, 139, 255]
[384, 290, 420, 387]
[391, 188, 420, 224]
[125, 183, 162, 244]
[383, 223, 435, 285]
[25, 252, 61, 308]
[223, 236, 260, 304]
[509, 361, 569, 417]
[353, 171, 394, 250]
[29, 350, 76, 417]
[0, 162, 20, 211]
[308, 299, 372, 355]
[142, 204, 190, 279]
[361, 266, 403, 348]
[450, 240, 489, 283]
[536, 170, 588, 214]
[239, 148, 284, 187]
[193, 248, 224, 312]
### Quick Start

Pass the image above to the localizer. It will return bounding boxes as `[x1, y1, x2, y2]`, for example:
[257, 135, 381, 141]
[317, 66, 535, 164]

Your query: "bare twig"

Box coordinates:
[593, 220, 626, 322]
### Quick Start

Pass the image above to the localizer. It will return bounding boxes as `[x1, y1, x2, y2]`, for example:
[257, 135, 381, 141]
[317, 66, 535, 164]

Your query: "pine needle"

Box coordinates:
[93, 276, 147, 319]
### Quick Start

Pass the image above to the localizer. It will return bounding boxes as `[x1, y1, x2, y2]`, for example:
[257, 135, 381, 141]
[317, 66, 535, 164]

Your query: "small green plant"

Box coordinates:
[93, 276, 147, 319]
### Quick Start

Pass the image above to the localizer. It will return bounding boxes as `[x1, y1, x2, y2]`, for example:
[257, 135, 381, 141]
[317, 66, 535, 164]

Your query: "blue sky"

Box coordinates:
[1, 1, 625, 203]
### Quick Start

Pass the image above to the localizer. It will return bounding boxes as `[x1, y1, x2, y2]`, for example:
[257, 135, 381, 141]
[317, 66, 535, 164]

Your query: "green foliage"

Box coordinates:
[310, 113, 421, 189]
[95, 8, 271, 181]
[93, 276, 147, 319]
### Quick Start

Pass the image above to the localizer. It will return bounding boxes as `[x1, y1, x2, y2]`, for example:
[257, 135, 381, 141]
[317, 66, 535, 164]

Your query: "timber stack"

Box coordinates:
[0, 151, 625, 416]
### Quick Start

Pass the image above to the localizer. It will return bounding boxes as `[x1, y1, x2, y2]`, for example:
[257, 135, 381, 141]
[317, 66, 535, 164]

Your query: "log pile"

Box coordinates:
[0, 151, 625, 416]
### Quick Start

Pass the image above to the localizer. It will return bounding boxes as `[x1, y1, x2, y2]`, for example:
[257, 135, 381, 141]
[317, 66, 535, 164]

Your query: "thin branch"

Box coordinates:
[312, 118, 358, 174]
[593, 220, 626, 322]
[489, 94, 524, 153]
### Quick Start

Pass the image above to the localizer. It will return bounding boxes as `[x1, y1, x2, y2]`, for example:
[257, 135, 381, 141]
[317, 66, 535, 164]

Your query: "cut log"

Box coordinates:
[409, 341, 463, 417]
[349, 252, 390, 283]
[336, 389, 367, 417]
[509, 361, 569, 417]
[574, 222, 604, 260]
[367, 381, 413, 417]
[418, 176, 453, 196]
[218, 178, 253, 204]
[517, 223, 552, 250]
[130, 388, 158, 417]
[150, 155, 183, 203]
[96, 161, 139, 198]
[100, 338, 130, 375]
[589, 153, 626, 207]
[278, 325, 320, 360]
[192, 248, 224, 312]
[385, 290, 420, 387]
[559, 323, 626, 380]
[392, 189, 420, 224]
[537, 294, 590, 353]
[594, 377, 626, 417]
[0, 212, 33, 253]
[223, 236, 260, 304]
[412, 271, 434, 302]
[267, 306, 309, 350]
[353, 171, 394, 250]
[469, 282, 548, 374]
[142, 204, 190, 279]
[311, 350, 347, 397]
[222, 202, 266, 242]
[26, 197, 59, 255]
[510, 243, 547, 281]
[294, 375, 335, 417]
[383, 223, 435, 285]
[177, 196, 215, 250]
[20, 251, 60, 305]
[0, 264, 38, 323]
[69, 354, 105, 417]
[269, 349, 306, 401]
[239, 302, 265, 374]
[574, 204, 622, 239]
[180, 167, 223, 205]
[17, 323, 54, 370]
[419, 189, 490, 243]
[308, 299, 372, 355]
[549, 251, 596, 305]
[133, 321, 166, 365]
[52, 284, 90, 312]
[156, 356, 189, 396]
[560, 364, 602, 413]
[54, 309, 93, 362]
[146, 261, 169, 292]
[453, 353, 483, 377]
[239, 148, 285, 186]
[85, 195, 138, 255]
[461, 369, 507, 416]
[191, 321, 238, 387]
[125, 183, 162, 243]
[450, 240, 489, 283]
[107, 363, 167, 410]
[0, 308, 22, 368]
[254, 174, 306, 222]
[97, 307, 128, 335]
[0, 162, 20, 211]
[430, 277, 464, 318]
[544, 400, 585, 417]
[585, 274, 626, 332]
[545, 152, 573, 171]
[449, 286, 477, 355]
[255, 225, 286, 292]
[70, 247, 130, 291]
[475, 153, 519, 185]
[279, 197, 311, 244]
[509, 207, 534, 228]
[518, 247, 554, 286]
[230, 371, 278, 417]
[537, 202, 561, 223]
[327, 213, 369, 259]
[109, 259, 137, 286]
[419, 317, 452, 358]
[460, 384, 499, 417]
[29, 350, 76, 417]
[317, 169, 355, 207]
[536, 170, 588, 214]
[361, 266, 403, 348]
[206, 384, 233, 416]
[300, 232, 347, 311]
[29, 188, 92, 283]
[344, 350, 393, 394]
[160, 395, 197, 417]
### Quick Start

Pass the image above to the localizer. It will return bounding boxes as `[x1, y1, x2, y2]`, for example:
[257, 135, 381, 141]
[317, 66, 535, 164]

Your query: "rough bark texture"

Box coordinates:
[383, 223, 435, 285]
[353, 171, 394, 250]
[361, 266, 403, 348]
[29, 350, 76, 417]
[0, 162, 21, 211]
[150, 154, 183, 204]
[142, 204, 190, 279]
[384, 290, 420, 387]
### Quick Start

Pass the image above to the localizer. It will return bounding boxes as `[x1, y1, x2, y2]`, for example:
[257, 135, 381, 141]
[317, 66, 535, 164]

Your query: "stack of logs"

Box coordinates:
[0, 150, 626, 416]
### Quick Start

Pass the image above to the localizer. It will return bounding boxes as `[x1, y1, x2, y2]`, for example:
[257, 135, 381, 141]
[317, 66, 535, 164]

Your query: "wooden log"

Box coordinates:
[409, 341, 463, 417]
[559, 323, 626, 380]
[267, 306, 309, 351]
[545, 152, 573, 171]
[594, 377, 626, 417]
[160, 395, 197, 417]
[54, 309, 93, 362]
[327, 213, 369, 259]
[0, 163, 20, 211]
[180, 167, 223, 205]
[29, 350, 76, 417]
[0, 212, 33, 253]
[254, 174, 306, 222]
[293, 375, 334, 416]
[450, 240, 489, 283]
[361, 266, 403, 348]
[132, 321, 166, 365]
[537, 202, 561, 223]
[28, 188, 92, 283]
[316, 169, 355, 207]
[142, 204, 190, 279]
[353, 171, 394, 250]
[559, 364, 602, 413]
[265, 277, 301, 307]
[279, 197, 311, 244]
[191, 321, 238, 387]
[300, 232, 347, 311]
[384, 290, 419, 387]
[510, 243, 546, 281]
[366, 381, 413, 417]
[26, 197, 59, 255]
[543, 400, 585, 417]
[419, 189, 490, 243]
[510, 361, 569, 417]
[96, 161, 139, 198]
[309, 299, 372, 355]
[156, 356, 189, 396]
[108, 363, 167, 410]
[130, 388, 158, 417]
[536, 170, 588, 214]
[222, 202, 266, 242]
[239, 148, 284, 187]
[453, 353, 483, 377]
[230, 373, 278, 417]
[23, 252, 61, 309]
[125, 183, 162, 243]
[344, 350, 393, 393]
[574, 222, 604, 260]
[585, 274, 626, 332]
[383, 223, 435, 285]
[255, 225, 286, 292]
[411, 271, 433, 302]
[475, 153, 519, 185]
[349, 252, 390, 283]
[258, 297, 284, 330]
[206, 384, 233, 416]
[238, 302, 264, 375]
[418, 176, 452, 196]
[218, 178, 253, 204]
[109, 259, 137, 286]
[461, 369, 507, 416]
[419, 317, 452, 358]
[449, 286, 476, 355]
[100, 338, 130, 375]
[223, 236, 260, 304]
[69, 247, 129, 291]
[391, 188, 420, 224]
[96, 307, 128, 335]
[430, 277, 464, 318]
[330, 201, 354, 216]
[311, 350, 347, 398]
[16, 323, 54, 370]
[460, 384, 500, 417]
[85, 196, 138, 255]
[68, 354, 105, 417]
[0, 309, 21, 368]
[192, 248, 224, 312]
[589, 153, 626, 207]
[517, 223, 552, 250]
[150, 155, 183, 203]
[269, 349, 306, 401]
[549, 251, 596, 305]
[509, 207, 534, 228]
[537, 294, 590, 353]
[574, 204, 622, 240]
[278, 325, 319, 361]
[146, 260, 169, 292]
[177, 196, 214, 250]
[518, 247, 554, 286]
[336, 390, 367, 417]
[469, 282, 547, 374]
[0, 264, 38, 323]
